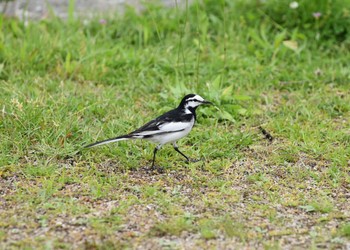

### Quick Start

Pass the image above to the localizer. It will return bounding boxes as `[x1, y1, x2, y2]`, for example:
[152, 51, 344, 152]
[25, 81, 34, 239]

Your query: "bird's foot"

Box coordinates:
[145, 165, 165, 174]
[185, 158, 201, 163]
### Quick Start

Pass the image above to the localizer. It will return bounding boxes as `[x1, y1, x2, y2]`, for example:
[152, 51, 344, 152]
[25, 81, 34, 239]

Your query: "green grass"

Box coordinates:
[1, 0, 350, 249]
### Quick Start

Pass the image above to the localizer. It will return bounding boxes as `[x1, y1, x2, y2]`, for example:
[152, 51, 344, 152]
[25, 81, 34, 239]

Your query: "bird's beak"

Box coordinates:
[202, 100, 213, 105]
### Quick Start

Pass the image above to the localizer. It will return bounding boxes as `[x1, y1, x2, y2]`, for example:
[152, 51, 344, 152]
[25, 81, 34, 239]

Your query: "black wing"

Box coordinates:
[131, 108, 193, 134]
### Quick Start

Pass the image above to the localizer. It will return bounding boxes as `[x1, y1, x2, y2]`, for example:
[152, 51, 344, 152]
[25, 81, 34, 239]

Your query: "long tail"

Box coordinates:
[84, 135, 132, 148]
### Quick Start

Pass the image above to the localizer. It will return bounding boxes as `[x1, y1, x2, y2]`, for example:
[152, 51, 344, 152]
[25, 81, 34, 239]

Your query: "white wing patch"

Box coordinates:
[132, 121, 193, 137]
[134, 130, 162, 136]
[158, 121, 191, 132]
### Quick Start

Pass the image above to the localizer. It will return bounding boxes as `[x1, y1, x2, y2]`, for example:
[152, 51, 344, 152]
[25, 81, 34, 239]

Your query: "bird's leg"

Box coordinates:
[173, 142, 190, 163]
[151, 147, 158, 169]
[150, 144, 162, 171]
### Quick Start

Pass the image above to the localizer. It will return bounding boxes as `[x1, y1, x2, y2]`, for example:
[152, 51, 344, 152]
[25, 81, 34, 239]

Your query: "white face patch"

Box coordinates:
[187, 95, 204, 102]
[184, 95, 205, 109]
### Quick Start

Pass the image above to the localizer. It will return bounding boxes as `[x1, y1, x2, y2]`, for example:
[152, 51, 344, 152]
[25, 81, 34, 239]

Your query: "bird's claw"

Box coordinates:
[185, 158, 201, 163]
[146, 165, 165, 174]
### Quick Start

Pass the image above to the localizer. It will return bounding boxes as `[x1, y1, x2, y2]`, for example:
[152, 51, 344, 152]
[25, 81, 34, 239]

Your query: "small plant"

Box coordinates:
[339, 223, 350, 238]
[299, 199, 334, 213]
[198, 218, 217, 239]
[150, 216, 194, 236]
[218, 216, 247, 241]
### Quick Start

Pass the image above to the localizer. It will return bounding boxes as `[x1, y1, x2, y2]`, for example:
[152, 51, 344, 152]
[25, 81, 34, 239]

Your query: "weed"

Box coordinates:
[150, 216, 194, 237]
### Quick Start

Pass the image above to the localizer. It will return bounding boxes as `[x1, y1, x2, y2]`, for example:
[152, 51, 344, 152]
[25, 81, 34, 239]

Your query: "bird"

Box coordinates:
[84, 94, 213, 169]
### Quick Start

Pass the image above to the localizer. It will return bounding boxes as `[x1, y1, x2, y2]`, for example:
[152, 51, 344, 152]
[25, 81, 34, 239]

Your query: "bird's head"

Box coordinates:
[179, 94, 213, 111]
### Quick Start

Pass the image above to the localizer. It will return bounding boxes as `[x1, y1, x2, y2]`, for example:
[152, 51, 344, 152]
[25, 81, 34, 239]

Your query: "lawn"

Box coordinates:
[0, 0, 349, 249]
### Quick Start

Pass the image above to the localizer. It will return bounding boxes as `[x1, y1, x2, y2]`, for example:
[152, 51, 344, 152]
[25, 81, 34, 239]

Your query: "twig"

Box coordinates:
[259, 126, 274, 142]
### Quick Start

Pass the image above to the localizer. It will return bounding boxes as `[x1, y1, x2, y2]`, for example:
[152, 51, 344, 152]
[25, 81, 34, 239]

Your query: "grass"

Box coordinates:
[1, 0, 350, 249]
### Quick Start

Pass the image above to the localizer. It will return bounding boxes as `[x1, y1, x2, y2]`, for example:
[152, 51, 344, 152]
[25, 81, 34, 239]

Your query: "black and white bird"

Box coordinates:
[85, 94, 212, 169]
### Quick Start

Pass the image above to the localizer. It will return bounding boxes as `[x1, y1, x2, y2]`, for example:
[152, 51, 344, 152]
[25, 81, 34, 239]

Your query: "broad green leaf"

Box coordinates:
[219, 110, 235, 122]
[299, 205, 315, 212]
[233, 95, 252, 101]
[283, 40, 298, 51]
[221, 85, 233, 100]
[211, 75, 222, 92]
